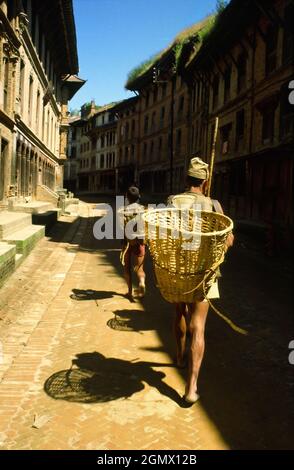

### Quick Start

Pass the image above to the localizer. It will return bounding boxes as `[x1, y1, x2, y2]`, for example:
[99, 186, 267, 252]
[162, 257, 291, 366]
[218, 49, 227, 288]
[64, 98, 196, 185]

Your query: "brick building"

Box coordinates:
[112, 96, 140, 193]
[186, 0, 294, 247]
[125, 24, 206, 195]
[72, 102, 118, 194]
[122, 0, 293, 246]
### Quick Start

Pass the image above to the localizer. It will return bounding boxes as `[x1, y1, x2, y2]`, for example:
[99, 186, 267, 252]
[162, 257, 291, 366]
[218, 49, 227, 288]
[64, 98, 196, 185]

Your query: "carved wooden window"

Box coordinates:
[224, 66, 231, 103]
[144, 115, 149, 134]
[151, 111, 156, 131]
[236, 109, 245, 150]
[220, 123, 232, 154]
[212, 75, 219, 109]
[161, 83, 167, 99]
[3, 57, 9, 111]
[262, 104, 275, 144]
[237, 53, 247, 93]
[265, 25, 278, 75]
[280, 84, 294, 139]
[160, 106, 165, 127]
[283, 3, 294, 65]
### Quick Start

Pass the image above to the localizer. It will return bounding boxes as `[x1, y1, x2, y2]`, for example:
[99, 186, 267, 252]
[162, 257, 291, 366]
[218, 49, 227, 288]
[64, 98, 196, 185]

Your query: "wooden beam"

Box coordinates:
[208, 54, 225, 78]
[227, 50, 239, 69]
[256, 23, 267, 43]
[254, 0, 286, 29]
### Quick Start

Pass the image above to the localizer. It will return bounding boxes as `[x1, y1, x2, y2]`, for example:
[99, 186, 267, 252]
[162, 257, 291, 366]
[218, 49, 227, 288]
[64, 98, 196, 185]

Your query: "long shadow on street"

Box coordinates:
[46, 197, 294, 449]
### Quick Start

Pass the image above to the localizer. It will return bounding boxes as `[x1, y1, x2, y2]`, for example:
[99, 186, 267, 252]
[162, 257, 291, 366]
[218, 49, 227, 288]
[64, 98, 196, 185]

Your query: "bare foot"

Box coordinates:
[124, 292, 135, 302]
[184, 388, 200, 404]
[138, 284, 146, 298]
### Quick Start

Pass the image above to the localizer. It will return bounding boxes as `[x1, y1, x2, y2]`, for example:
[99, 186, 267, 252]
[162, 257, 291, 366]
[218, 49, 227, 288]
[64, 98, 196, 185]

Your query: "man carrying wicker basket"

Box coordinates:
[168, 157, 234, 404]
[120, 186, 146, 300]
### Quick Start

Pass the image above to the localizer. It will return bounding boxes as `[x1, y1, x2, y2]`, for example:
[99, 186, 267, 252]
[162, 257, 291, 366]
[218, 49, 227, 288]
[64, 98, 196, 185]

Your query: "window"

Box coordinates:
[100, 154, 104, 168]
[145, 92, 150, 109]
[237, 53, 247, 92]
[212, 75, 219, 109]
[176, 129, 182, 153]
[265, 25, 278, 75]
[143, 142, 147, 160]
[178, 95, 184, 116]
[131, 119, 135, 136]
[280, 85, 293, 139]
[150, 141, 154, 161]
[19, 60, 25, 114]
[125, 122, 129, 140]
[160, 106, 165, 127]
[224, 66, 231, 103]
[196, 82, 202, 109]
[36, 90, 40, 130]
[158, 137, 162, 155]
[28, 76, 33, 120]
[131, 145, 135, 160]
[124, 146, 129, 163]
[192, 82, 198, 112]
[153, 86, 158, 103]
[236, 109, 245, 150]
[100, 136, 104, 148]
[71, 147, 76, 159]
[3, 57, 9, 111]
[162, 83, 167, 99]
[283, 4, 294, 65]
[220, 123, 232, 154]
[151, 111, 156, 131]
[261, 104, 275, 144]
[144, 115, 149, 134]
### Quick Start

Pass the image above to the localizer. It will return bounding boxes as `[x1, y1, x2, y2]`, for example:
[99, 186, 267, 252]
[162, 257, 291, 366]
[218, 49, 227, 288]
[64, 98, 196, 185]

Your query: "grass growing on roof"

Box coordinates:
[125, 15, 216, 89]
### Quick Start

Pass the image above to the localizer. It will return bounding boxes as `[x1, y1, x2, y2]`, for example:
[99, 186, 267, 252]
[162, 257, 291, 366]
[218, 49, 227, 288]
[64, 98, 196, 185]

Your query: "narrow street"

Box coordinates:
[0, 199, 293, 450]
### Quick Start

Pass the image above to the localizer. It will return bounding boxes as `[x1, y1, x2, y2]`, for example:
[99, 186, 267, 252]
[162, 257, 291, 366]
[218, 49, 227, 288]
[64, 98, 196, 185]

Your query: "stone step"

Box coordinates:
[32, 209, 61, 235]
[10, 202, 56, 214]
[15, 253, 23, 269]
[0, 211, 32, 239]
[0, 242, 16, 288]
[4, 225, 45, 258]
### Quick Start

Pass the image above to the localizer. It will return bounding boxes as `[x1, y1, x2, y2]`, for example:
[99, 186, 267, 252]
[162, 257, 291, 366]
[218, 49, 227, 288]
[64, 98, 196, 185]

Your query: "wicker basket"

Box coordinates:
[142, 208, 233, 303]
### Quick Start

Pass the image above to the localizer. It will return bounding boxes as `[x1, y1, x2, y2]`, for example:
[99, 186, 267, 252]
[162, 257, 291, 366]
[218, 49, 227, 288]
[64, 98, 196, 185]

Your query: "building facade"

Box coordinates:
[71, 103, 118, 194]
[186, 0, 294, 247]
[112, 97, 139, 193]
[0, 0, 84, 205]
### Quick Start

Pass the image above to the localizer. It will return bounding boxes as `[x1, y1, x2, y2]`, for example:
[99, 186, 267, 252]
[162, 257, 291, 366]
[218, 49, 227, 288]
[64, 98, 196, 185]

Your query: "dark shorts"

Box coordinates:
[123, 240, 146, 257]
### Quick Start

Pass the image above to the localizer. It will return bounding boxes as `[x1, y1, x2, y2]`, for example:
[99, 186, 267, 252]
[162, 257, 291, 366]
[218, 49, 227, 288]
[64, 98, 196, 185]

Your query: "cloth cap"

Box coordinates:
[187, 157, 209, 180]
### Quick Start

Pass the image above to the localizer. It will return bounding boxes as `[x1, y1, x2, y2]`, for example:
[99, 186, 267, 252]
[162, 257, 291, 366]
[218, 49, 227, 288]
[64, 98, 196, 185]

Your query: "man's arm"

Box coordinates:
[212, 199, 234, 248]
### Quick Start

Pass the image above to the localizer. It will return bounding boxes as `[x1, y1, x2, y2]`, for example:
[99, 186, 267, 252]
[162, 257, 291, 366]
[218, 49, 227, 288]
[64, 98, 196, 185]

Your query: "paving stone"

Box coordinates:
[0, 203, 292, 450]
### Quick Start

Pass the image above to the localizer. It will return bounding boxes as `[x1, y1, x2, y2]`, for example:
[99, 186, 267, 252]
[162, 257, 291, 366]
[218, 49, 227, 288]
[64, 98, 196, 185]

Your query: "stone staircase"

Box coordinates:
[7, 200, 61, 235]
[0, 211, 45, 288]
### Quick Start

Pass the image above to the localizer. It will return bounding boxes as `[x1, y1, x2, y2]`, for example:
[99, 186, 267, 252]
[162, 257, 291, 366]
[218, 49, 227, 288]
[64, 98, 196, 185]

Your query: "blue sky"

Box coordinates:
[70, 0, 218, 111]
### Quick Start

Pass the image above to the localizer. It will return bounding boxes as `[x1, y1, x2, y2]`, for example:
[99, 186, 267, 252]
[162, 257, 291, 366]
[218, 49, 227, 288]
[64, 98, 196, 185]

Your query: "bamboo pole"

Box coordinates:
[207, 116, 219, 197]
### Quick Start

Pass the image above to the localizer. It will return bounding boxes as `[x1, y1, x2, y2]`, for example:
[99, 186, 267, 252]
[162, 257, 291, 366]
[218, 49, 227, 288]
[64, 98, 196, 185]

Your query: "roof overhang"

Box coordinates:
[62, 74, 86, 100]
[34, 0, 79, 75]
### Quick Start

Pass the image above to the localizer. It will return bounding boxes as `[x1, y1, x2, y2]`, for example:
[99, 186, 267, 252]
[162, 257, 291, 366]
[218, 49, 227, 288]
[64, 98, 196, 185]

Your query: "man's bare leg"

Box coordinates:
[135, 254, 146, 297]
[174, 303, 187, 367]
[123, 251, 133, 298]
[185, 300, 209, 402]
